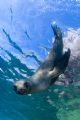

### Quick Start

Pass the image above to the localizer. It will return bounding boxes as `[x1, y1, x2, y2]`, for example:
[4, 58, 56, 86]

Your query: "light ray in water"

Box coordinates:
[1, 29, 41, 65]
[24, 30, 31, 40]
[2, 28, 24, 54]
[10, 7, 13, 24]
[6, 79, 14, 83]
[25, 52, 41, 65]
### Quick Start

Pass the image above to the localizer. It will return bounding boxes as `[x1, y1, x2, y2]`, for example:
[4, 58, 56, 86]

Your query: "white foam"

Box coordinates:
[64, 28, 80, 58]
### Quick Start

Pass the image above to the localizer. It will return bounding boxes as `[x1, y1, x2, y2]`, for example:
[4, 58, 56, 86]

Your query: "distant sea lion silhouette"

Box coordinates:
[13, 25, 71, 95]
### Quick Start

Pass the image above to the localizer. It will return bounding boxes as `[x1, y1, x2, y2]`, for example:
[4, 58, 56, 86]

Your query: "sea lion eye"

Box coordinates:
[24, 82, 30, 91]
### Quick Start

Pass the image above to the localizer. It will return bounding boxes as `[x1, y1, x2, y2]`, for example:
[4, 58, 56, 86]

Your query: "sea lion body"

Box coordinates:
[13, 25, 71, 95]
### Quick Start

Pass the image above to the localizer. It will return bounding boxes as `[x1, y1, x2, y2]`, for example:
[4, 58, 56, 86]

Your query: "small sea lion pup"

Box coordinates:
[13, 24, 71, 95]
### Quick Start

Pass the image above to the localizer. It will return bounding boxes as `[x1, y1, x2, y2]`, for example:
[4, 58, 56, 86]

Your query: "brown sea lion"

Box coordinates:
[13, 25, 70, 95]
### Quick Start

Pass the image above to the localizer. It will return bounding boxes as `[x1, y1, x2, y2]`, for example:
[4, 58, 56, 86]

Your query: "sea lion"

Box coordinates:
[13, 25, 71, 95]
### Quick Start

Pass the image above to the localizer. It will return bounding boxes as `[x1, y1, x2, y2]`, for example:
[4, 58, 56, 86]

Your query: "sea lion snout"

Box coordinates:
[13, 80, 28, 95]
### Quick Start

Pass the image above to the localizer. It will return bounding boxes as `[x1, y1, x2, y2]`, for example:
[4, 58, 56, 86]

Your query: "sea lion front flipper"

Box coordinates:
[48, 49, 71, 79]
[50, 76, 59, 85]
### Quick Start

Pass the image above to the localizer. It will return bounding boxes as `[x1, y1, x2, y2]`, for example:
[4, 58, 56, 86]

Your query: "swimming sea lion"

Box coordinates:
[13, 25, 71, 95]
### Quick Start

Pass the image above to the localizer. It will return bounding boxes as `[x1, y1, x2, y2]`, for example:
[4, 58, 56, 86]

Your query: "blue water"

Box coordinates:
[0, 0, 80, 120]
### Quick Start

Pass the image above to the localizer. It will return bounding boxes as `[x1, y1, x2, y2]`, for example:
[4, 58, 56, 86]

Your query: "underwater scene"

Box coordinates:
[0, 0, 80, 120]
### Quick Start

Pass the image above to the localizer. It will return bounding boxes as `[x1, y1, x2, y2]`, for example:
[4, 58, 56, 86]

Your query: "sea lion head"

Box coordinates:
[13, 80, 31, 95]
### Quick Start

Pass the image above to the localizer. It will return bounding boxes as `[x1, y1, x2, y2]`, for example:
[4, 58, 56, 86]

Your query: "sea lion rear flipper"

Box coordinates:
[51, 24, 63, 58]
[48, 49, 71, 78]
[47, 25, 63, 60]
[41, 25, 63, 69]
[51, 24, 62, 40]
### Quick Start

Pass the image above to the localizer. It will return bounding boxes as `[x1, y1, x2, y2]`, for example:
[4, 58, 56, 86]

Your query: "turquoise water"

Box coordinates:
[0, 0, 80, 120]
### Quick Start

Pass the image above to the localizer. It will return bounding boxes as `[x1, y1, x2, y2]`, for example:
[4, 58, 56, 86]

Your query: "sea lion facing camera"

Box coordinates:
[13, 25, 71, 95]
